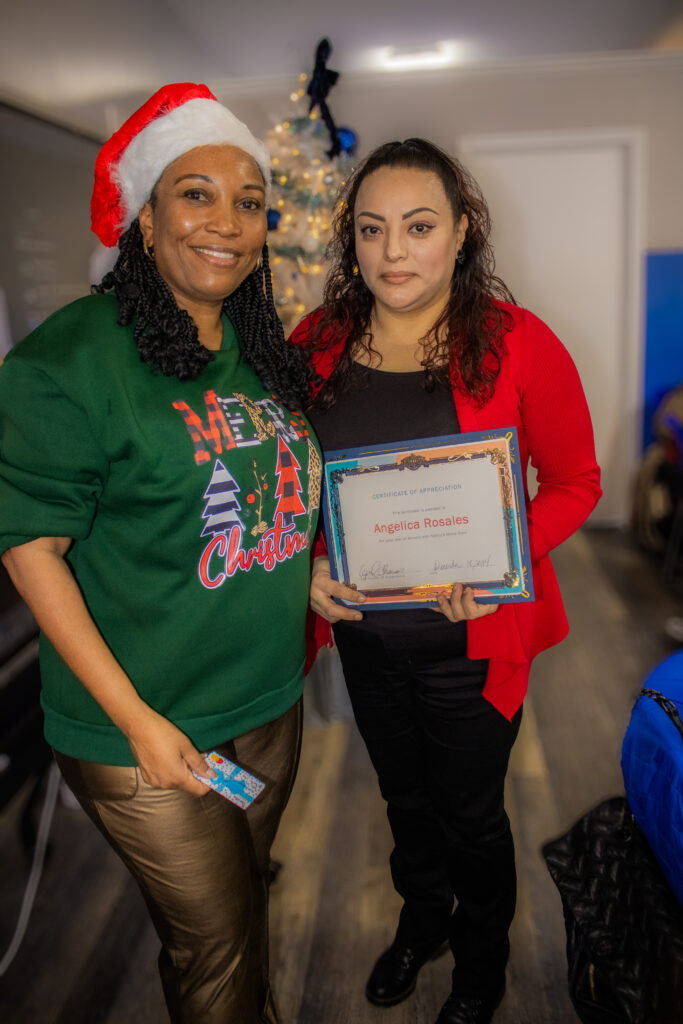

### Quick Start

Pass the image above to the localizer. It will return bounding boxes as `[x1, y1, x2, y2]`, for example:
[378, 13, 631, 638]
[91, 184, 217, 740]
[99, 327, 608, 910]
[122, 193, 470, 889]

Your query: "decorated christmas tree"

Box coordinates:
[266, 39, 357, 332]
[201, 460, 244, 538]
[274, 437, 306, 527]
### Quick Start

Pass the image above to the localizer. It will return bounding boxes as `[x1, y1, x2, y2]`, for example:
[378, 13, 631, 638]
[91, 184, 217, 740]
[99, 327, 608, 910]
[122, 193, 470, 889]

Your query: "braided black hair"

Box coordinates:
[93, 220, 310, 410]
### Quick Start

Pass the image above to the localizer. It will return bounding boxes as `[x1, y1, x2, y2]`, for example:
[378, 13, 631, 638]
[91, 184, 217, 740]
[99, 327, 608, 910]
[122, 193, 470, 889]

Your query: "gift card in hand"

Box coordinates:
[193, 751, 266, 809]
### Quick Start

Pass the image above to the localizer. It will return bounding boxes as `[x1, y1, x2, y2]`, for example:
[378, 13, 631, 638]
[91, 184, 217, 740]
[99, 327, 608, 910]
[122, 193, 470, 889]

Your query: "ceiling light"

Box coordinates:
[374, 40, 462, 72]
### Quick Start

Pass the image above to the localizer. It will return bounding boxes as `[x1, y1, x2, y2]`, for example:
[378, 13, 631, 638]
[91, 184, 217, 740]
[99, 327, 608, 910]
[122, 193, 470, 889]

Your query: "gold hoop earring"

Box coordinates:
[143, 239, 156, 262]
[352, 263, 359, 276]
[256, 254, 263, 272]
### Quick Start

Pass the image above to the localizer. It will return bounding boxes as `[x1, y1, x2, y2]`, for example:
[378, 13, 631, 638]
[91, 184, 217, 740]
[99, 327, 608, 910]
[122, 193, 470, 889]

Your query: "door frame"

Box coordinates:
[457, 128, 645, 526]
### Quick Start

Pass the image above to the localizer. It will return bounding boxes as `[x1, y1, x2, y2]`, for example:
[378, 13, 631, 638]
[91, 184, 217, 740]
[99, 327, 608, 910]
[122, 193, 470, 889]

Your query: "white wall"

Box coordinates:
[226, 54, 683, 251]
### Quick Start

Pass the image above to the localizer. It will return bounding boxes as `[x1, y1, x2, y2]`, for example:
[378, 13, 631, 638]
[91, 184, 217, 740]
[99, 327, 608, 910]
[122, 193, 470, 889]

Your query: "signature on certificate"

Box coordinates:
[433, 554, 494, 573]
[359, 561, 405, 581]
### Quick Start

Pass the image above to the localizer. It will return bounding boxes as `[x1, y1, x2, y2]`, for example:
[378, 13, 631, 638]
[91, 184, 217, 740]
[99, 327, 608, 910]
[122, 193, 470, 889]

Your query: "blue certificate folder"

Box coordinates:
[322, 428, 534, 610]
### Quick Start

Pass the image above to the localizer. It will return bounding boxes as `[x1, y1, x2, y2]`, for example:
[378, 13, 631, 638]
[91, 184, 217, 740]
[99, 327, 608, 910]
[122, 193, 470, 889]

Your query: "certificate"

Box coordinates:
[322, 429, 534, 609]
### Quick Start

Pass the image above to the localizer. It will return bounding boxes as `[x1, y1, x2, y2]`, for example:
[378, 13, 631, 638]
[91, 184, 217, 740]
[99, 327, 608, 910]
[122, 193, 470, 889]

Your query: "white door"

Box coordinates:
[458, 131, 644, 526]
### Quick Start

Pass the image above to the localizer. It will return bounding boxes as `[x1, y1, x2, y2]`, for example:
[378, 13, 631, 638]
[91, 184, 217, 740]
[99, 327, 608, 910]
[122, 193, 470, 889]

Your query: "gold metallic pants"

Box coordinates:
[55, 700, 302, 1024]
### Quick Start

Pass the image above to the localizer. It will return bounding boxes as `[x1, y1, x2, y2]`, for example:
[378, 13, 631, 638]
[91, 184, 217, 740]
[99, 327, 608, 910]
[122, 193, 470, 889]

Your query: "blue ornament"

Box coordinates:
[267, 208, 281, 231]
[337, 127, 358, 155]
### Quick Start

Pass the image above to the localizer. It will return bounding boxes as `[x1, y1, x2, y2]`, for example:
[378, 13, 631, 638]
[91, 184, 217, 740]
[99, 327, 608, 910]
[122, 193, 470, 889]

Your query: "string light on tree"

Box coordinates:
[266, 40, 357, 331]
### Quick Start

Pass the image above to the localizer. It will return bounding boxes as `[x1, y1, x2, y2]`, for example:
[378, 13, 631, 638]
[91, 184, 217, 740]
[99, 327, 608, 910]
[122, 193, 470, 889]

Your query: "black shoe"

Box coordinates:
[366, 938, 449, 1007]
[434, 980, 505, 1024]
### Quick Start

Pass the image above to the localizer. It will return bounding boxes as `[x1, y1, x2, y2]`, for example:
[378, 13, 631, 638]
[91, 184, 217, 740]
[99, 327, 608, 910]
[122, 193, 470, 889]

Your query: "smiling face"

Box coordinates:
[354, 165, 468, 320]
[137, 144, 267, 321]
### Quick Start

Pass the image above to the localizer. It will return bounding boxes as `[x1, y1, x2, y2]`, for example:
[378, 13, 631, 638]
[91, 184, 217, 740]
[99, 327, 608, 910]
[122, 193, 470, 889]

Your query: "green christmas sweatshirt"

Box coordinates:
[0, 293, 320, 764]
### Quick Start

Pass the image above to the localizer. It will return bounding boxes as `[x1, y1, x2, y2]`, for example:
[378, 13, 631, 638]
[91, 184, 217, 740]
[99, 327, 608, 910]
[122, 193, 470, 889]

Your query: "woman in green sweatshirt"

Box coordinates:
[0, 83, 320, 1024]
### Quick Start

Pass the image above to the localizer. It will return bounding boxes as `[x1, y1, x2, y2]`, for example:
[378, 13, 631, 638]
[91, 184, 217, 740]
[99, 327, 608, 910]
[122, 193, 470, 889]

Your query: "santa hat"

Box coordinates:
[91, 82, 271, 247]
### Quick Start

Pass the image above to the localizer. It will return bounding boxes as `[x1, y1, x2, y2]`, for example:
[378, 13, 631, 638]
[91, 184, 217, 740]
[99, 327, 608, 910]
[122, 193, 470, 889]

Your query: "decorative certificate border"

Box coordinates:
[322, 429, 534, 609]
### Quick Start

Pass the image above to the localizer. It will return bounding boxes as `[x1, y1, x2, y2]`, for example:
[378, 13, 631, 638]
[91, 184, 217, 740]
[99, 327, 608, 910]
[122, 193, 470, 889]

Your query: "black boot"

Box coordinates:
[366, 936, 449, 1007]
[434, 978, 505, 1024]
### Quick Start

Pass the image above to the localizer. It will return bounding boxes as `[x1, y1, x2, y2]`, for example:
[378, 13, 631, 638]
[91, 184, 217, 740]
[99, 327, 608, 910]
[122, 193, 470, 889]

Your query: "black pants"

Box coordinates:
[334, 614, 522, 989]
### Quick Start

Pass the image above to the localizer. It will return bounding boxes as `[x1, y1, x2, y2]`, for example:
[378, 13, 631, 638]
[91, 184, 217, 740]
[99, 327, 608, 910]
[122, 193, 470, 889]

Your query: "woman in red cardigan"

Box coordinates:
[291, 139, 601, 1024]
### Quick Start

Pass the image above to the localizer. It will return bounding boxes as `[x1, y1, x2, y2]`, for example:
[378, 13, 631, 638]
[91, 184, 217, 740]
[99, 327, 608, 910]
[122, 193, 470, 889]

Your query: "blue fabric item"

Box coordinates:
[621, 651, 683, 908]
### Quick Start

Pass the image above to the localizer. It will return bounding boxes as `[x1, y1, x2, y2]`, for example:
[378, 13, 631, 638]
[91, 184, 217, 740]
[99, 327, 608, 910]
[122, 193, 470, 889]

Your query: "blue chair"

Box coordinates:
[621, 651, 683, 908]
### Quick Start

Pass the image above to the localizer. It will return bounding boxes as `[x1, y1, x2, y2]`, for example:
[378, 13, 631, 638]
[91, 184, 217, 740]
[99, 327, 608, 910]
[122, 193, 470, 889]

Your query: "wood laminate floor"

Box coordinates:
[0, 528, 681, 1023]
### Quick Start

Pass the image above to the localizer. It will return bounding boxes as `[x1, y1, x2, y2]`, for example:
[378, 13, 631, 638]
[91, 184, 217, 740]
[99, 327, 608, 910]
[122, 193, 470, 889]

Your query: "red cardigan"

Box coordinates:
[292, 302, 602, 719]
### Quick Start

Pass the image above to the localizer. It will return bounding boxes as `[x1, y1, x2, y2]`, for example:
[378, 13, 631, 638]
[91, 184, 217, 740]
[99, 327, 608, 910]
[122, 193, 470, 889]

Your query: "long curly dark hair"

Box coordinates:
[93, 220, 310, 410]
[306, 138, 516, 407]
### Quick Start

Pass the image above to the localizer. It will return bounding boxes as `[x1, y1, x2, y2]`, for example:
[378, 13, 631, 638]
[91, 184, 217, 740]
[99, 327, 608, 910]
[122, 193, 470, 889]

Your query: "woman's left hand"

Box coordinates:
[125, 708, 216, 796]
[436, 582, 499, 623]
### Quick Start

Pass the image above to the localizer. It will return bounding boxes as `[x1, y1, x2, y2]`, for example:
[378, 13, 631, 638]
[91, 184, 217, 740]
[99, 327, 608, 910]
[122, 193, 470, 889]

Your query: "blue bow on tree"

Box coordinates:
[307, 38, 342, 158]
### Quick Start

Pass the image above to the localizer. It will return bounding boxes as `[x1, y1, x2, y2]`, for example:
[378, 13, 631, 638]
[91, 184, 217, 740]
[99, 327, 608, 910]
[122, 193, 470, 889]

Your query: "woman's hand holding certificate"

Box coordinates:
[310, 556, 366, 623]
[435, 582, 500, 623]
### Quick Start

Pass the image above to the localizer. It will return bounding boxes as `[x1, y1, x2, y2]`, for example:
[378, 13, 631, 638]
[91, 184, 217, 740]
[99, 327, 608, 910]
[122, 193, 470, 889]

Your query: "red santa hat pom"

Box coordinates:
[91, 82, 271, 247]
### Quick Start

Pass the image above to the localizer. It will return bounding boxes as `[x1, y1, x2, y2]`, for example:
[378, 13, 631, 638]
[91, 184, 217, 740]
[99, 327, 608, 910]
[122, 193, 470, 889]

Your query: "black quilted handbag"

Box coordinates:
[542, 796, 683, 1024]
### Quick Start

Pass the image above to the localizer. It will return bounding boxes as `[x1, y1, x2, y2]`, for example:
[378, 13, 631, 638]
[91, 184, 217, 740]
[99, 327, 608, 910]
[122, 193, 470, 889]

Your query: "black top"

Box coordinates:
[308, 366, 464, 637]
[309, 365, 459, 452]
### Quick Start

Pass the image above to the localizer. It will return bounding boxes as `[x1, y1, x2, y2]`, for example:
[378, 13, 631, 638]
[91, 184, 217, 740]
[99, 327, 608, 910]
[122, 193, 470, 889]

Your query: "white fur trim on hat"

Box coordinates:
[115, 98, 271, 233]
